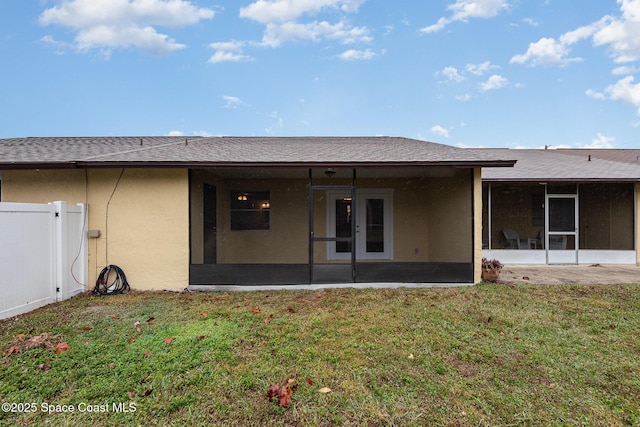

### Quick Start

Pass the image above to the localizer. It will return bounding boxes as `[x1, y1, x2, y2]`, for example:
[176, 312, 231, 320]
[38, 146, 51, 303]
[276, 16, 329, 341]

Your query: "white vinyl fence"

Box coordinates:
[1, 201, 87, 320]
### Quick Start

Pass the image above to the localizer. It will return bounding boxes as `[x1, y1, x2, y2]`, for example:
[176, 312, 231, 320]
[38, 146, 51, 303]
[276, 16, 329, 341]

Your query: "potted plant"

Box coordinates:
[481, 258, 503, 282]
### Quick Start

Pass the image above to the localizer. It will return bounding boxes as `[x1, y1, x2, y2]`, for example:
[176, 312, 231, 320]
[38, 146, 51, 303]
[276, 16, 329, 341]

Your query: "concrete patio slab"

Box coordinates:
[497, 264, 640, 285]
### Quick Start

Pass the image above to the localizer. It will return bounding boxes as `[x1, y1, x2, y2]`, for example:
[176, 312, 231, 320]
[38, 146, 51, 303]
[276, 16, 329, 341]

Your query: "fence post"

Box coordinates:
[51, 201, 88, 302]
[52, 201, 67, 302]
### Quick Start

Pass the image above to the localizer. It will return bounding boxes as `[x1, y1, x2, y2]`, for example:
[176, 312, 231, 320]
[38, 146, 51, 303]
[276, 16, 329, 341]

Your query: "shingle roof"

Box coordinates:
[481, 148, 640, 182]
[0, 136, 514, 169]
[555, 148, 640, 165]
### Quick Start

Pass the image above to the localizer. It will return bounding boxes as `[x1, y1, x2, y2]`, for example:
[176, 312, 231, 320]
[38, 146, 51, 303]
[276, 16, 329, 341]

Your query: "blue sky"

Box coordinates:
[1, 0, 640, 148]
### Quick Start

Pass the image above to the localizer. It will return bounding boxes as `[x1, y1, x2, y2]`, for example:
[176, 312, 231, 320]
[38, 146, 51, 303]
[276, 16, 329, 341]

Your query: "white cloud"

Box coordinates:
[339, 48, 377, 60]
[437, 66, 466, 82]
[593, 0, 640, 63]
[509, 37, 582, 67]
[430, 125, 452, 138]
[512, 1, 640, 67]
[260, 20, 371, 47]
[167, 130, 215, 136]
[584, 132, 616, 148]
[421, 17, 449, 34]
[421, 0, 510, 34]
[39, 35, 68, 55]
[456, 93, 472, 101]
[207, 41, 252, 63]
[237, 0, 370, 48]
[39, 0, 215, 55]
[586, 88, 606, 100]
[604, 75, 640, 113]
[612, 65, 640, 75]
[222, 95, 247, 108]
[465, 61, 499, 75]
[207, 50, 253, 63]
[587, 76, 640, 114]
[455, 141, 486, 148]
[192, 130, 215, 137]
[239, 0, 365, 24]
[76, 25, 186, 55]
[479, 74, 508, 91]
[559, 20, 605, 45]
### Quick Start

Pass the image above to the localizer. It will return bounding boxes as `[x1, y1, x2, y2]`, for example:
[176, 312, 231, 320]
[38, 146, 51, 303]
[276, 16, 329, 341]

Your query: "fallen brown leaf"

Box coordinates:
[146, 317, 155, 323]
[140, 389, 153, 397]
[251, 307, 261, 313]
[39, 363, 52, 372]
[81, 326, 93, 331]
[278, 386, 293, 407]
[164, 337, 175, 344]
[144, 350, 150, 358]
[3, 346, 20, 358]
[197, 335, 205, 340]
[318, 387, 332, 394]
[15, 333, 25, 340]
[265, 314, 274, 324]
[267, 384, 280, 399]
[267, 378, 296, 408]
[110, 314, 119, 320]
[55, 342, 70, 355]
[127, 391, 136, 399]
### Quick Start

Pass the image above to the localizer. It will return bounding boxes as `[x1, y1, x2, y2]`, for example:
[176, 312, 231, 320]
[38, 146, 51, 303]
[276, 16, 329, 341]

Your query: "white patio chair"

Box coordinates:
[502, 229, 528, 249]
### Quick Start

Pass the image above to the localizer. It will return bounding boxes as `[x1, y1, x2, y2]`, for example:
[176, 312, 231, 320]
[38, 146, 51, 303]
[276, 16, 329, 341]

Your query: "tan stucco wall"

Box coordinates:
[474, 168, 483, 283]
[424, 172, 474, 263]
[3, 168, 189, 290]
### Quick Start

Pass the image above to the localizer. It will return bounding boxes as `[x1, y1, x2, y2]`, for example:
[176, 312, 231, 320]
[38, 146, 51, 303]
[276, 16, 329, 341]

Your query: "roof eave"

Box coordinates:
[0, 159, 517, 170]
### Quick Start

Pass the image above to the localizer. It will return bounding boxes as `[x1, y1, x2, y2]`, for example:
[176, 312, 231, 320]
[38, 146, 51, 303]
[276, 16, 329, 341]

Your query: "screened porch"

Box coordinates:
[482, 182, 636, 264]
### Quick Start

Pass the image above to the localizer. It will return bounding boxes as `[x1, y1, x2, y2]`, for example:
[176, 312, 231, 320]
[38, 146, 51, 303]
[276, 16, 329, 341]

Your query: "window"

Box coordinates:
[230, 191, 270, 230]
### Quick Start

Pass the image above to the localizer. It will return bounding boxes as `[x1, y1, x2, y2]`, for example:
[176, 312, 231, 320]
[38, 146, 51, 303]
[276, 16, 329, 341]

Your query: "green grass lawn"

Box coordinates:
[1, 283, 639, 426]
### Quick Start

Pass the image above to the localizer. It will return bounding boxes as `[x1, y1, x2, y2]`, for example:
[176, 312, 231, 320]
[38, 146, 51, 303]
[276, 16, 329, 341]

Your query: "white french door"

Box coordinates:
[326, 189, 393, 260]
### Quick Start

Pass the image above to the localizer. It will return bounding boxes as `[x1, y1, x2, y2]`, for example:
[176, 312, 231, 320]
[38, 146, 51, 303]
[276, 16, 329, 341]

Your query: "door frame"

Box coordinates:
[325, 189, 394, 261]
[545, 194, 578, 264]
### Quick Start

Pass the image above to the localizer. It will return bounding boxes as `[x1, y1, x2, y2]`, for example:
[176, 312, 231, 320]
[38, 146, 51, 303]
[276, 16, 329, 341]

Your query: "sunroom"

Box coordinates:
[481, 149, 640, 265]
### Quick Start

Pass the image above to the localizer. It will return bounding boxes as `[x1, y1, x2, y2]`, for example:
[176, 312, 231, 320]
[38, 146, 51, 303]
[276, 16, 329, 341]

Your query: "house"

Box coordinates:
[0, 136, 515, 291]
[481, 148, 640, 265]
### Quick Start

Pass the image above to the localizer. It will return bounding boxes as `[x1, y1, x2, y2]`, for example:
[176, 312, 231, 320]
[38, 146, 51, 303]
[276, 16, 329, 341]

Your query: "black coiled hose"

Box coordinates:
[93, 265, 129, 295]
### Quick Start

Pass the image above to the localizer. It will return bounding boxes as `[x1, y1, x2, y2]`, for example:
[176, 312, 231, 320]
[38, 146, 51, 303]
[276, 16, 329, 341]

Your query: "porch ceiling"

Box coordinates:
[192, 165, 462, 179]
